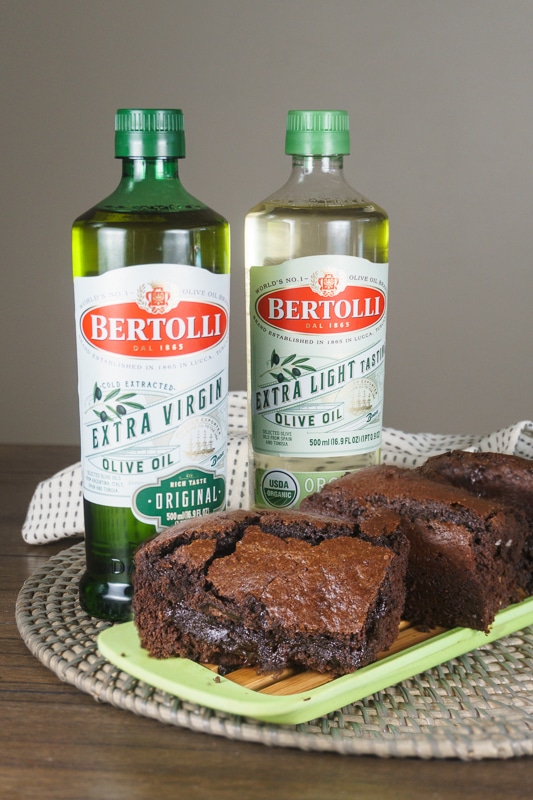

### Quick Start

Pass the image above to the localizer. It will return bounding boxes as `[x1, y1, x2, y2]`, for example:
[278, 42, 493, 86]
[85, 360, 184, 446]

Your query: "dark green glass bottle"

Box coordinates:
[73, 109, 230, 622]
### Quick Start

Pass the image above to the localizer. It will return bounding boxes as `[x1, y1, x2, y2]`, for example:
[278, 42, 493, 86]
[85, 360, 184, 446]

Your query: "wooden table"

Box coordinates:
[3, 444, 533, 800]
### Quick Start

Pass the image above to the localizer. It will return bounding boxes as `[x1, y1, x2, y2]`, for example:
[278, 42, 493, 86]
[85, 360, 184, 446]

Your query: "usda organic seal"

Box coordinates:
[260, 469, 299, 508]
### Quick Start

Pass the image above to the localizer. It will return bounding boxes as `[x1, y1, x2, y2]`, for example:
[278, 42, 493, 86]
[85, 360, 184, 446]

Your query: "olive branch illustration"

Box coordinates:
[261, 349, 317, 384]
[89, 383, 146, 422]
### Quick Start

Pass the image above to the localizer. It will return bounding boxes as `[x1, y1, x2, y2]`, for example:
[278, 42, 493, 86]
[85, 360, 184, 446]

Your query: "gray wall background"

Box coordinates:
[1, 0, 532, 445]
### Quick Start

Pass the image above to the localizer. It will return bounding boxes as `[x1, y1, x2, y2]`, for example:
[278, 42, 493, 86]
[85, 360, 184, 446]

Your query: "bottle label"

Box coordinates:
[74, 263, 230, 529]
[249, 254, 388, 458]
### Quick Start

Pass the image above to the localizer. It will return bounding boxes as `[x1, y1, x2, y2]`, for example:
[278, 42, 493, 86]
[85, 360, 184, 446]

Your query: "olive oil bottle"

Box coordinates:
[245, 110, 388, 510]
[73, 109, 230, 621]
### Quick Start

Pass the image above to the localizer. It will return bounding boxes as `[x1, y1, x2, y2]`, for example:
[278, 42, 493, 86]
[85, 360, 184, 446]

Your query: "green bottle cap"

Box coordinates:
[285, 109, 350, 156]
[114, 109, 185, 158]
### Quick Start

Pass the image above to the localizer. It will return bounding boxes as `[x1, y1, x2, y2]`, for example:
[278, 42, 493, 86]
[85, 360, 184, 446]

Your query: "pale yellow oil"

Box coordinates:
[245, 196, 389, 508]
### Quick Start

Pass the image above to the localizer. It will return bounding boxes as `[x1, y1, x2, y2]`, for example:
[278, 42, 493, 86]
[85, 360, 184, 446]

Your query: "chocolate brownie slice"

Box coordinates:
[419, 450, 533, 591]
[132, 509, 408, 675]
[301, 465, 526, 631]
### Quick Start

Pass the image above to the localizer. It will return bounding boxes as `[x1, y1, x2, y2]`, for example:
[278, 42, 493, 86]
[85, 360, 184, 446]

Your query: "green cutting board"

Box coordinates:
[97, 596, 533, 725]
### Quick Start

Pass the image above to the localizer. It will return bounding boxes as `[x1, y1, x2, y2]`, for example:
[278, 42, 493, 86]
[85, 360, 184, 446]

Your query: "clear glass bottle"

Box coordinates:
[245, 110, 388, 510]
[73, 109, 230, 621]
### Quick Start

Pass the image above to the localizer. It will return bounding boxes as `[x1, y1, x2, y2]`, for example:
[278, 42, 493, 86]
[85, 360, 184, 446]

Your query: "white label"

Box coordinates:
[74, 263, 230, 528]
[250, 255, 388, 457]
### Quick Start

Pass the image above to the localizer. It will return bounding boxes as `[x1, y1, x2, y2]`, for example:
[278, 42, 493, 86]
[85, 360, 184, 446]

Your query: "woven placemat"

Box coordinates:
[16, 542, 533, 761]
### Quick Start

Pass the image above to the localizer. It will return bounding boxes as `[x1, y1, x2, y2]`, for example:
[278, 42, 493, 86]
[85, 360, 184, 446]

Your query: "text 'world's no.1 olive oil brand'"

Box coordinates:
[73, 109, 230, 621]
[245, 110, 388, 510]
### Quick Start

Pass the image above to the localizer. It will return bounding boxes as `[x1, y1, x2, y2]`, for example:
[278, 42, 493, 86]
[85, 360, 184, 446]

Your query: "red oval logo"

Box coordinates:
[256, 285, 385, 334]
[81, 300, 228, 357]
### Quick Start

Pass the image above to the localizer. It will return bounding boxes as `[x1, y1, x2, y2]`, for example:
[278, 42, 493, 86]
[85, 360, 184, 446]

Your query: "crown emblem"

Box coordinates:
[136, 282, 180, 314]
[309, 269, 347, 297]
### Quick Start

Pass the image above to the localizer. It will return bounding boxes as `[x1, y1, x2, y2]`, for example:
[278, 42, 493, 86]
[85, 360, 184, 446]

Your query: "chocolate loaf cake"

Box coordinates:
[419, 450, 533, 592]
[133, 509, 408, 676]
[301, 465, 527, 631]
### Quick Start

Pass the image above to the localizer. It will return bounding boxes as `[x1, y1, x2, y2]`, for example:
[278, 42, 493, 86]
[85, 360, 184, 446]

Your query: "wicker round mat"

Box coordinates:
[15, 542, 533, 760]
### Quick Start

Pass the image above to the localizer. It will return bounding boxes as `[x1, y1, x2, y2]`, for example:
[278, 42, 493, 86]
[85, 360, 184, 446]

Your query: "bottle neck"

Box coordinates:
[98, 156, 204, 212]
[120, 157, 182, 182]
[266, 153, 365, 205]
[290, 155, 345, 175]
